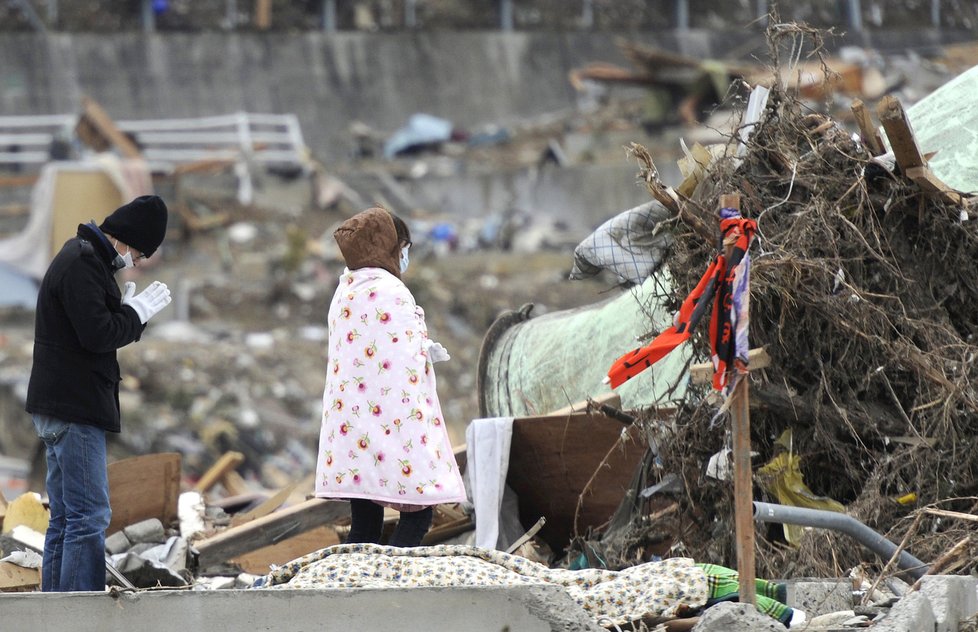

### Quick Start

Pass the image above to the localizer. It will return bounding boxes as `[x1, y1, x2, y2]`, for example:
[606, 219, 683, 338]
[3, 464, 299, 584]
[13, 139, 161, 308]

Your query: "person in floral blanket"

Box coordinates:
[316, 207, 466, 546]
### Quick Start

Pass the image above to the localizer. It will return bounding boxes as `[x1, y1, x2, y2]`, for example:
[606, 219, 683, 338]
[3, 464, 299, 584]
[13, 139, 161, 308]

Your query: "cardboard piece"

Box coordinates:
[107, 453, 181, 536]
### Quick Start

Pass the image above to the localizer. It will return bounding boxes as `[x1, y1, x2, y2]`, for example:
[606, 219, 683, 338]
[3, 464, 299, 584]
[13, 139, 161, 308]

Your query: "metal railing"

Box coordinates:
[0, 112, 307, 171]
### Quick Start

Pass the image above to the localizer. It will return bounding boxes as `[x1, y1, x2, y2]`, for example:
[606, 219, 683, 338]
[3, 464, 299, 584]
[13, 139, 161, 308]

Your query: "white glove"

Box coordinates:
[427, 341, 451, 363]
[789, 608, 807, 628]
[123, 280, 171, 324]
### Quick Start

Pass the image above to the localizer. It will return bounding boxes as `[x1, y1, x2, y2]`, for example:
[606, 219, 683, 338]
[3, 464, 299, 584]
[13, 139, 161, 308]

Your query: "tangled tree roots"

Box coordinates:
[600, 25, 978, 579]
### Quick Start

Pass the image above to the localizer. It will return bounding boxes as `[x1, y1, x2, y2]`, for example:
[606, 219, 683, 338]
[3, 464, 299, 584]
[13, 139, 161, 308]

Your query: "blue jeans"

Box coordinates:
[33, 415, 111, 592]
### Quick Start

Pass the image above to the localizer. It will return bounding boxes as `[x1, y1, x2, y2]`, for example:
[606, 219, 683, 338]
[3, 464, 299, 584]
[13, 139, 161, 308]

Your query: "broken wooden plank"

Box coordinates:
[905, 166, 964, 206]
[107, 452, 181, 536]
[75, 96, 142, 159]
[505, 516, 546, 554]
[254, 0, 272, 29]
[875, 95, 965, 205]
[689, 347, 771, 386]
[231, 524, 339, 574]
[877, 96, 925, 171]
[850, 99, 885, 156]
[0, 175, 38, 189]
[194, 498, 350, 569]
[229, 481, 299, 528]
[195, 451, 245, 494]
[0, 561, 39, 592]
[544, 391, 622, 417]
[421, 517, 473, 545]
[221, 470, 252, 497]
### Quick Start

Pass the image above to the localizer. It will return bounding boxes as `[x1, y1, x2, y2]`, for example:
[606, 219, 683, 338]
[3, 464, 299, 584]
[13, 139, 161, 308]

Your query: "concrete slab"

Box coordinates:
[784, 579, 852, 617]
[0, 585, 605, 632]
[872, 589, 937, 632]
[918, 575, 978, 632]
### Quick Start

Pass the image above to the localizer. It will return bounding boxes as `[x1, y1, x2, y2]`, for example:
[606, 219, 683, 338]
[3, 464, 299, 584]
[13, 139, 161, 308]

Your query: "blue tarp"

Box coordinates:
[383, 113, 453, 158]
[0, 263, 38, 309]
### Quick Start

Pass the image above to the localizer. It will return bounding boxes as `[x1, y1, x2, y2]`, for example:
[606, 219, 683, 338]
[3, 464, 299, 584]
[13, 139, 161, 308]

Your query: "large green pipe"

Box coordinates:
[477, 276, 689, 418]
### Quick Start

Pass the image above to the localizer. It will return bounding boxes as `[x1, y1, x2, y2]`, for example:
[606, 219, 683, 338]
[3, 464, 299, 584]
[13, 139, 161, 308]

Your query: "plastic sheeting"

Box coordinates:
[0, 158, 151, 281]
[478, 275, 688, 418]
[904, 64, 978, 193]
[568, 200, 674, 287]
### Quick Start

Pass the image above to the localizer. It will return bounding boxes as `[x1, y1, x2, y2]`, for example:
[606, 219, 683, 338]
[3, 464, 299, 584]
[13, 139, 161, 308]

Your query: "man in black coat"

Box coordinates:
[26, 194, 172, 592]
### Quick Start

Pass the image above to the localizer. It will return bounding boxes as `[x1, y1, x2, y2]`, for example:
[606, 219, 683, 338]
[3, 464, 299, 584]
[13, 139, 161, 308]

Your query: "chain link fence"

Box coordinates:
[1, 0, 975, 32]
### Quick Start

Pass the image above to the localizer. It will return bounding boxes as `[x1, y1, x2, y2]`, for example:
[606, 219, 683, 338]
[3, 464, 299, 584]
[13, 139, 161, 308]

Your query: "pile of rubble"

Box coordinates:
[582, 24, 978, 597]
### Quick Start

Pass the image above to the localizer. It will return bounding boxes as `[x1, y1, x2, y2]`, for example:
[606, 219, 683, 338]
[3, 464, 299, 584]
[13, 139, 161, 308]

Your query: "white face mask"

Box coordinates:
[399, 245, 410, 274]
[113, 239, 135, 269]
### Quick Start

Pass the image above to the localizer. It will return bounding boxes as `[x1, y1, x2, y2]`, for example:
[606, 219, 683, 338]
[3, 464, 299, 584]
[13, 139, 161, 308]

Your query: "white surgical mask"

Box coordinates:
[399, 245, 410, 274]
[113, 239, 135, 269]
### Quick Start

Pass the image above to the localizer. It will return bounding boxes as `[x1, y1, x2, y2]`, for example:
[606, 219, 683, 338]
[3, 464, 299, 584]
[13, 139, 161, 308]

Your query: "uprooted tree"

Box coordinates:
[593, 24, 978, 581]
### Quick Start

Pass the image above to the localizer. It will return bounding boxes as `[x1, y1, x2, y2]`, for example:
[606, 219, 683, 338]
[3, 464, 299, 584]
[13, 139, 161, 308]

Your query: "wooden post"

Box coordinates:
[254, 0, 272, 30]
[195, 451, 245, 493]
[718, 193, 757, 606]
[877, 96, 963, 205]
[850, 99, 884, 156]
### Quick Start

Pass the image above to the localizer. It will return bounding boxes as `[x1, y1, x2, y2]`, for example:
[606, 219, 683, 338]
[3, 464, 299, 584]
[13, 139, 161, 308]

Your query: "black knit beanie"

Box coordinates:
[99, 195, 168, 258]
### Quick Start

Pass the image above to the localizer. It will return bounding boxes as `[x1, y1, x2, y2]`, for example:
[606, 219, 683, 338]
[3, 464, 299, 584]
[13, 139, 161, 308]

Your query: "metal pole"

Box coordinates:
[755, 0, 768, 26]
[10, 0, 46, 31]
[500, 0, 513, 31]
[675, 0, 689, 30]
[930, 0, 940, 27]
[47, 0, 57, 26]
[322, 0, 336, 32]
[847, 0, 862, 30]
[753, 502, 929, 581]
[141, 0, 156, 32]
[405, 0, 417, 28]
[581, 0, 593, 29]
[226, 0, 237, 30]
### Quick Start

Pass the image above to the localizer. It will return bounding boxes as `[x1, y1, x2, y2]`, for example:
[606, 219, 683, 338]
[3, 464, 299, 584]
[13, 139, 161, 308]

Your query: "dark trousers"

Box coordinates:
[346, 498, 433, 547]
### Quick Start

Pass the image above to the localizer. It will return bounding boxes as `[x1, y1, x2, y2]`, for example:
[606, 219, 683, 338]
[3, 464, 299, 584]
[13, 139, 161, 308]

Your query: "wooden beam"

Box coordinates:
[421, 517, 474, 546]
[194, 498, 350, 569]
[850, 99, 884, 156]
[0, 561, 40, 592]
[230, 481, 299, 527]
[876, 96, 964, 205]
[76, 96, 142, 159]
[690, 347, 771, 385]
[905, 166, 964, 206]
[730, 377, 756, 607]
[0, 175, 38, 189]
[231, 525, 340, 575]
[543, 391, 622, 417]
[877, 95, 925, 172]
[717, 192, 757, 607]
[254, 0, 272, 29]
[107, 452, 181, 536]
[220, 470, 252, 497]
[195, 451, 245, 494]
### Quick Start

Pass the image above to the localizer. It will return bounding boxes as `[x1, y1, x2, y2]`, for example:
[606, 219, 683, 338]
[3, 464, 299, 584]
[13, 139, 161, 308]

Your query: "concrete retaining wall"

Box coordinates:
[0, 585, 605, 632]
[2, 29, 974, 165]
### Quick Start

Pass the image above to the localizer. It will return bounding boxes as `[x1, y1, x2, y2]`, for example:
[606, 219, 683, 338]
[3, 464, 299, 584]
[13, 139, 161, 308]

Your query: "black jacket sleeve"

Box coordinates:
[58, 255, 144, 353]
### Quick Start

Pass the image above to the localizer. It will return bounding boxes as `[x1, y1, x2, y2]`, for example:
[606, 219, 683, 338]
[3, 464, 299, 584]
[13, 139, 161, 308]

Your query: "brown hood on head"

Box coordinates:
[334, 207, 401, 279]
